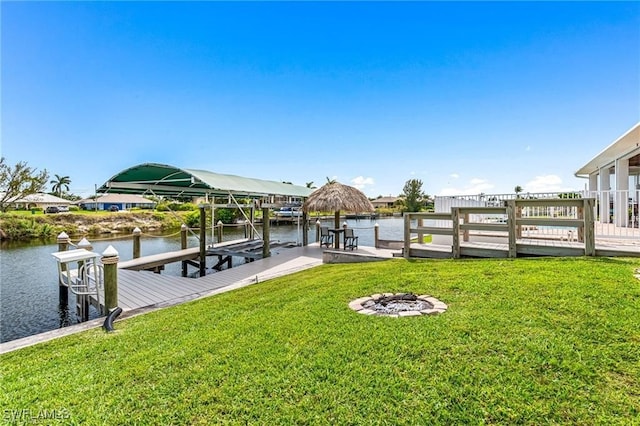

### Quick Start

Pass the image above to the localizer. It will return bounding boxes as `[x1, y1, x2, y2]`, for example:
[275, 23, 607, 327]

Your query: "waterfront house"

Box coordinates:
[575, 122, 640, 227]
[78, 194, 156, 211]
[371, 196, 401, 209]
[12, 193, 72, 210]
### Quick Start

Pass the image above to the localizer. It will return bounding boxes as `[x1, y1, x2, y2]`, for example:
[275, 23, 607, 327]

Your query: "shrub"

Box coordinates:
[184, 210, 201, 228]
[1, 217, 37, 240]
[215, 208, 235, 224]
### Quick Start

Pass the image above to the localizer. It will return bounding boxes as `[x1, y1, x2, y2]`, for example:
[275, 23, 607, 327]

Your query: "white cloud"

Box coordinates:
[524, 174, 570, 193]
[351, 176, 375, 190]
[449, 173, 459, 179]
[438, 178, 495, 196]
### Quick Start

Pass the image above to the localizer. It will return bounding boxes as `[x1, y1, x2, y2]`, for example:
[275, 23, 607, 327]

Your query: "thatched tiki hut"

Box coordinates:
[302, 181, 375, 230]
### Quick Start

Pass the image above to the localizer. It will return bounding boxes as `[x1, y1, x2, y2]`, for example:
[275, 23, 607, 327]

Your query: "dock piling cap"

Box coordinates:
[102, 245, 119, 258]
[77, 237, 92, 250]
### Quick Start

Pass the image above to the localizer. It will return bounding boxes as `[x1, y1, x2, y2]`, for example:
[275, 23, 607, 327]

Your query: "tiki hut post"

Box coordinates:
[315, 220, 321, 243]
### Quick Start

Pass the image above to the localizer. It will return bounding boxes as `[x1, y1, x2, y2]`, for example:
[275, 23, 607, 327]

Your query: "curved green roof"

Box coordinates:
[98, 163, 313, 198]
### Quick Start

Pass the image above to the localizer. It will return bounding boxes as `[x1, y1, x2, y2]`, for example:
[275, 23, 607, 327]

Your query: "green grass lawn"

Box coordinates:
[1, 258, 639, 424]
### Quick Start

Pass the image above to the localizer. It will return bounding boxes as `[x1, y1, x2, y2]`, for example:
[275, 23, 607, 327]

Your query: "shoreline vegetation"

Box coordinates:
[0, 210, 190, 242]
[0, 207, 402, 242]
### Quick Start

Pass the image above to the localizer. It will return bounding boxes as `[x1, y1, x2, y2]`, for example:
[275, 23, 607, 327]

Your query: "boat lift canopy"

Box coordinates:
[97, 163, 313, 199]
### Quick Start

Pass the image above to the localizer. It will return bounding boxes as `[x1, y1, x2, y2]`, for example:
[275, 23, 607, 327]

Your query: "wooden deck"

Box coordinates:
[408, 238, 640, 259]
[94, 244, 326, 313]
[118, 238, 297, 274]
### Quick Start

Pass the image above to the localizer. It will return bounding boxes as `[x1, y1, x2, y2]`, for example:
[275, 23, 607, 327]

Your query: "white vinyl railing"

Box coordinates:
[435, 190, 640, 240]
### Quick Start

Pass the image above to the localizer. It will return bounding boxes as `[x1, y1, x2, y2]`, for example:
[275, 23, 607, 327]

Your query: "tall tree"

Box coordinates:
[402, 179, 425, 212]
[50, 174, 71, 197]
[0, 158, 49, 212]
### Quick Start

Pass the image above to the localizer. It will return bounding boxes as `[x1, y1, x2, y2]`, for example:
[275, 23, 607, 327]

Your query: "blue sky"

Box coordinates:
[2, 1, 639, 198]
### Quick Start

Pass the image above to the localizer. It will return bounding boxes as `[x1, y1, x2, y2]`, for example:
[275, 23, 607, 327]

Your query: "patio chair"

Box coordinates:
[320, 226, 334, 248]
[344, 228, 358, 250]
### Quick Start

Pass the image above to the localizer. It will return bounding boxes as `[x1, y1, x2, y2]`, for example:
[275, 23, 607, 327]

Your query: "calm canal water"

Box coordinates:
[0, 217, 405, 343]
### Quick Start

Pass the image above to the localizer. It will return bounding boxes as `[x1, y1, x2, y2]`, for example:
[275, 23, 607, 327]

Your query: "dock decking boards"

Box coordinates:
[94, 245, 326, 312]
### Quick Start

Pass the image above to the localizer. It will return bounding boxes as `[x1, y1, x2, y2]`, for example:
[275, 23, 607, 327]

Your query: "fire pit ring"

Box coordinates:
[348, 293, 447, 317]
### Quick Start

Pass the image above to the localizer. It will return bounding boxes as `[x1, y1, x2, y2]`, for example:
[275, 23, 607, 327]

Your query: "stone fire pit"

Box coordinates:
[348, 293, 447, 317]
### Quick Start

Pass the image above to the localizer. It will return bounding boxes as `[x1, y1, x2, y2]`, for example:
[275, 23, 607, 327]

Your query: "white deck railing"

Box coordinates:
[435, 190, 640, 240]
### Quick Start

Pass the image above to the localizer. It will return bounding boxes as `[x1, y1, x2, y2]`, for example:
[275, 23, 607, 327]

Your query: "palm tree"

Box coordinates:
[514, 185, 523, 199]
[50, 174, 71, 197]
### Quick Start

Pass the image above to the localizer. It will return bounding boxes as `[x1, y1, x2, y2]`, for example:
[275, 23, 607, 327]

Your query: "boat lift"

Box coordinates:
[51, 248, 104, 321]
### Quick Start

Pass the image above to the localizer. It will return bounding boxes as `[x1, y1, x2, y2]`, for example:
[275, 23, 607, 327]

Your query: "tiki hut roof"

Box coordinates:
[303, 182, 374, 213]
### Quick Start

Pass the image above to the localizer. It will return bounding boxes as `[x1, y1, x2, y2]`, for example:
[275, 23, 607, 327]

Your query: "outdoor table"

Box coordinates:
[328, 228, 344, 249]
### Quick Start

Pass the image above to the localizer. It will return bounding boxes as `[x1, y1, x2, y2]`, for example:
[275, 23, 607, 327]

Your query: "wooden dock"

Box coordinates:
[403, 199, 640, 259]
[97, 244, 326, 313]
[118, 238, 296, 275]
[407, 238, 640, 259]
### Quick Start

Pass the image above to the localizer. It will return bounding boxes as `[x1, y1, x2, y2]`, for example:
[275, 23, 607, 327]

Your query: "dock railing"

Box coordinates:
[437, 190, 640, 239]
[404, 198, 595, 258]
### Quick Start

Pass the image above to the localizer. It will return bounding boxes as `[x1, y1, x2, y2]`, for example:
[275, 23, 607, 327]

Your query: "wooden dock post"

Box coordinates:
[577, 204, 585, 242]
[417, 217, 424, 243]
[132, 227, 141, 259]
[506, 200, 517, 258]
[216, 220, 223, 244]
[403, 213, 411, 259]
[199, 205, 207, 277]
[250, 206, 255, 240]
[302, 212, 308, 246]
[180, 224, 188, 277]
[462, 213, 470, 242]
[102, 245, 119, 312]
[374, 223, 379, 248]
[262, 206, 271, 258]
[515, 203, 523, 239]
[452, 208, 461, 258]
[56, 232, 70, 305]
[584, 198, 596, 256]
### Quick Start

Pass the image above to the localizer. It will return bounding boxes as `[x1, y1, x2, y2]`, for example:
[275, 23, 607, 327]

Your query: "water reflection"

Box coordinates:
[57, 301, 72, 328]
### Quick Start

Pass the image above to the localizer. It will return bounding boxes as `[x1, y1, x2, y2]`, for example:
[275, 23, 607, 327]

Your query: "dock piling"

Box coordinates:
[102, 245, 119, 312]
[132, 227, 141, 259]
[56, 232, 70, 306]
[262, 207, 270, 258]
[199, 206, 207, 277]
[180, 224, 188, 277]
[374, 223, 379, 248]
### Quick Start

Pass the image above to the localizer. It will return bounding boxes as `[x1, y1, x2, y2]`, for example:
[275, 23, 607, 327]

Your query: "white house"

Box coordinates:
[575, 122, 640, 226]
[12, 193, 72, 210]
